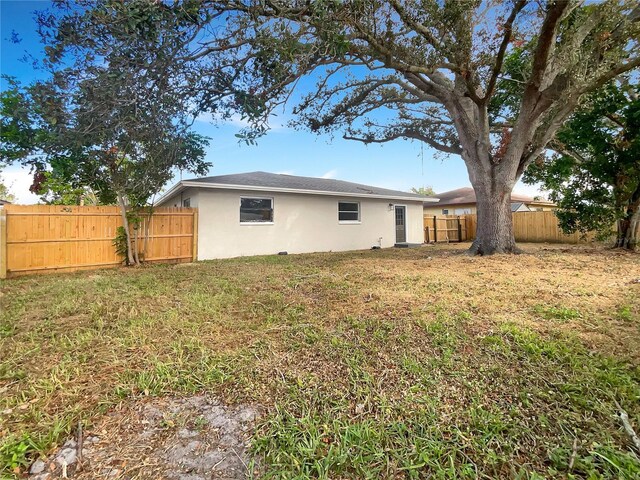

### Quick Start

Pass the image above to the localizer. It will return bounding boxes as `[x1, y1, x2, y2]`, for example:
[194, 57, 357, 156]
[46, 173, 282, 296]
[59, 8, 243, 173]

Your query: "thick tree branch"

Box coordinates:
[528, 0, 570, 91]
[582, 57, 640, 95]
[483, 0, 527, 103]
[344, 129, 462, 155]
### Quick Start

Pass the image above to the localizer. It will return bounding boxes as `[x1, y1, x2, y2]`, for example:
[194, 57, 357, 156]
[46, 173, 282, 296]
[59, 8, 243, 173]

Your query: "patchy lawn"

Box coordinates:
[1, 243, 639, 479]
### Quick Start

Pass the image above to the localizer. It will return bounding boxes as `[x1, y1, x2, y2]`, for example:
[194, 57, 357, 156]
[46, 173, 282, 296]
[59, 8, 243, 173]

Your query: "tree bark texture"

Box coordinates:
[117, 193, 136, 266]
[467, 168, 519, 255]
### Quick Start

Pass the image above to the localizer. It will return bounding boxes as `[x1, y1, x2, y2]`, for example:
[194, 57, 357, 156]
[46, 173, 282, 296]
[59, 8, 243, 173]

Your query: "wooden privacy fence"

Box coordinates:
[422, 210, 597, 244]
[424, 211, 598, 244]
[0, 204, 197, 278]
[424, 215, 471, 243]
[508, 210, 593, 243]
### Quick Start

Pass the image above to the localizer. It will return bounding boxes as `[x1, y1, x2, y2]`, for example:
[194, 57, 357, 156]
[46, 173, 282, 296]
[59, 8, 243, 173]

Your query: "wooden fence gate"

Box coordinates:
[424, 215, 471, 243]
[0, 204, 197, 278]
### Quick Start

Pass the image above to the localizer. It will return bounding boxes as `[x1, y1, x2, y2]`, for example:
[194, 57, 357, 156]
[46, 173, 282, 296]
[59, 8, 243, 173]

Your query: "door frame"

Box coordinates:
[394, 204, 407, 243]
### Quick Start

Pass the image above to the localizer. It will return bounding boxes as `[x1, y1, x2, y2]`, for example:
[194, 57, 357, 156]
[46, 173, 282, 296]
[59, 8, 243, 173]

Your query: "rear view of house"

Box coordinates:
[158, 171, 434, 259]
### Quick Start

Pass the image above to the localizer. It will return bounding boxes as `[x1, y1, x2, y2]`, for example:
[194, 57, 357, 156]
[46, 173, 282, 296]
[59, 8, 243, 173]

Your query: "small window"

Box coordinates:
[442, 209, 449, 215]
[240, 197, 273, 223]
[454, 208, 471, 215]
[338, 202, 360, 222]
[182, 198, 191, 207]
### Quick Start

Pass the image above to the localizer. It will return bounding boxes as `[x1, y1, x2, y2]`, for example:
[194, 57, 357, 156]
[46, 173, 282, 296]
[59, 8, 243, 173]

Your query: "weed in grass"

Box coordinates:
[0, 434, 38, 473]
[533, 304, 582, 322]
[617, 305, 636, 323]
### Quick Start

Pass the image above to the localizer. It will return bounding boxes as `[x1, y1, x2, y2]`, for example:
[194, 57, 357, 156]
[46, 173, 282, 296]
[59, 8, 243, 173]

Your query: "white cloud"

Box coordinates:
[320, 169, 338, 179]
[275, 170, 294, 175]
[1, 166, 41, 204]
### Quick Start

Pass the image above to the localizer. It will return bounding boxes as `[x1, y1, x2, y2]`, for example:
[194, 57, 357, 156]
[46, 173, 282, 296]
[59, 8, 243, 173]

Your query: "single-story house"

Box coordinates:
[423, 187, 555, 216]
[157, 171, 435, 259]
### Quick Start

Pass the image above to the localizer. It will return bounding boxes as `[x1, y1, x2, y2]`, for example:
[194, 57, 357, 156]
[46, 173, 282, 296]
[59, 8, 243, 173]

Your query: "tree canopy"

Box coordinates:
[524, 77, 640, 249]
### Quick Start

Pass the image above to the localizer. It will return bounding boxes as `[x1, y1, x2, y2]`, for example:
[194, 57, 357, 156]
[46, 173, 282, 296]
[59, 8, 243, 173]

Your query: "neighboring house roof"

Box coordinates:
[159, 171, 438, 203]
[510, 202, 531, 212]
[425, 187, 553, 207]
[0, 199, 12, 205]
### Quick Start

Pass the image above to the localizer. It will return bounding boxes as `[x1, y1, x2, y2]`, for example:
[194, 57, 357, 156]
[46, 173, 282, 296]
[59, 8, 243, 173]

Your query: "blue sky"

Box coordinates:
[0, 0, 543, 203]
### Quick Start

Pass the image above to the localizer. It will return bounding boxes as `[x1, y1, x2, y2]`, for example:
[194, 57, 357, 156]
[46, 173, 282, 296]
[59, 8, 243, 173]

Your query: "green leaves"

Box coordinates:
[524, 78, 640, 245]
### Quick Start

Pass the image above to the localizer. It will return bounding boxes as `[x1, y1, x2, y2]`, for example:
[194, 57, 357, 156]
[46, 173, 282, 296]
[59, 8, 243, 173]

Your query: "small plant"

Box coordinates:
[617, 305, 634, 323]
[1, 434, 38, 475]
[113, 226, 129, 265]
[192, 415, 208, 432]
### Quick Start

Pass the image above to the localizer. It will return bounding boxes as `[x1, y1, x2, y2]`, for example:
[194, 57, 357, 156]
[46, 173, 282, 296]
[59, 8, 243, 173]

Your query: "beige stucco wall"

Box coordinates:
[190, 188, 424, 260]
[527, 202, 556, 211]
[423, 203, 477, 216]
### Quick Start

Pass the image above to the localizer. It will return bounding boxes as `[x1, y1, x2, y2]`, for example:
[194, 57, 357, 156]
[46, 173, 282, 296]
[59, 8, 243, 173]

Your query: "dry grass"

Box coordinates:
[1, 243, 639, 478]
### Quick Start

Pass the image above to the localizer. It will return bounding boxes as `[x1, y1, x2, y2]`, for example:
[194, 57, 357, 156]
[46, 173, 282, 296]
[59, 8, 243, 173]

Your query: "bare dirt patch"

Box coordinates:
[29, 396, 260, 480]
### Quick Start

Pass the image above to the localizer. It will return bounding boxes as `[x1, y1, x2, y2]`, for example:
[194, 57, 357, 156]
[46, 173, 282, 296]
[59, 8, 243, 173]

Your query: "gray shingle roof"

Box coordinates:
[186, 171, 427, 199]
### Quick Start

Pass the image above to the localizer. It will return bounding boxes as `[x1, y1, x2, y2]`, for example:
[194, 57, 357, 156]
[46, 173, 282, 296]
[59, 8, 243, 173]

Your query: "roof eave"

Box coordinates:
[158, 180, 436, 204]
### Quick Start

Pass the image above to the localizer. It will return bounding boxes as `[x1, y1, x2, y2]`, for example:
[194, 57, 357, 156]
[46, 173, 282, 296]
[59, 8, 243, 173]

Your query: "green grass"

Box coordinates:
[1, 244, 639, 478]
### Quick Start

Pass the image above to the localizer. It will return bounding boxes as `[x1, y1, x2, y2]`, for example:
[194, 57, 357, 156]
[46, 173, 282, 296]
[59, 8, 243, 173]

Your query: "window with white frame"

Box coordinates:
[338, 202, 360, 222]
[240, 197, 273, 223]
[182, 198, 191, 207]
[454, 208, 472, 215]
[442, 209, 449, 215]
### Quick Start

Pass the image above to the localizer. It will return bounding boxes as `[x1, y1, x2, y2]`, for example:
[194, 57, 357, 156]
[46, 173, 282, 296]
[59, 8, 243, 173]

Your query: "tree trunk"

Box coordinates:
[616, 201, 640, 251]
[142, 206, 153, 261]
[117, 194, 136, 265]
[132, 221, 140, 266]
[467, 175, 519, 255]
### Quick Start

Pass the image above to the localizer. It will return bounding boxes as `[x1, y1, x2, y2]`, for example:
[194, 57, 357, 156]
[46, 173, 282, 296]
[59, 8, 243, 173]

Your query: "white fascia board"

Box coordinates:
[156, 181, 185, 206]
[158, 180, 439, 204]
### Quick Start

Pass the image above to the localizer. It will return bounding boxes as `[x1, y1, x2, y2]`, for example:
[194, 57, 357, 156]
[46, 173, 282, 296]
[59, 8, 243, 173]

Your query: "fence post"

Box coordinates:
[0, 208, 7, 279]
[433, 215, 438, 243]
[457, 216, 462, 242]
[192, 208, 198, 262]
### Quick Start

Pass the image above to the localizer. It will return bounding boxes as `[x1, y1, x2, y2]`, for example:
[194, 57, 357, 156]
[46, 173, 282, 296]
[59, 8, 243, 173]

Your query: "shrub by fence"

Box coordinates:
[0, 204, 197, 278]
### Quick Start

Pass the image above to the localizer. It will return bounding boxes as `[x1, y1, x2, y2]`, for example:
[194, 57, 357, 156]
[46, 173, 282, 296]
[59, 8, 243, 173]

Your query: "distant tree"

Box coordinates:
[410, 186, 435, 196]
[0, 175, 16, 203]
[31, 171, 99, 206]
[524, 78, 640, 250]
